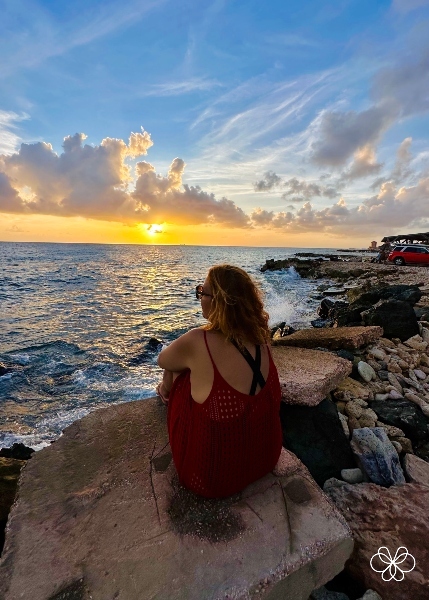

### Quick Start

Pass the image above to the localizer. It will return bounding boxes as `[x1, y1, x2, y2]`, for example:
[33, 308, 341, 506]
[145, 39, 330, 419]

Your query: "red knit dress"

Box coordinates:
[167, 331, 283, 498]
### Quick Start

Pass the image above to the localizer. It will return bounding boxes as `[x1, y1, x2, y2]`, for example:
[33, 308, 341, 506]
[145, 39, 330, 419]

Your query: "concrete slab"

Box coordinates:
[272, 347, 352, 406]
[0, 398, 353, 600]
[273, 326, 383, 351]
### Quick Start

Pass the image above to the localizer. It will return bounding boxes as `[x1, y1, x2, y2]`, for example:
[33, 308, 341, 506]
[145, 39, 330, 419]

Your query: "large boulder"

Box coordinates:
[280, 398, 356, 486]
[325, 482, 429, 600]
[0, 398, 353, 600]
[273, 326, 383, 351]
[347, 284, 422, 306]
[272, 347, 352, 406]
[368, 398, 429, 446]
[349, 428, 406, 486]
[361, 299, 419, 341]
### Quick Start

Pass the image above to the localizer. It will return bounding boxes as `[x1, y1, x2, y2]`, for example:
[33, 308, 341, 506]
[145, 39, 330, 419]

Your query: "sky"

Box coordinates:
[1, 0, 429, 247]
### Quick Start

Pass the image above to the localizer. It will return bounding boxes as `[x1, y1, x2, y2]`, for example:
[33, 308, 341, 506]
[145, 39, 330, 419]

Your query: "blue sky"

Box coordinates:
[1, 0, 429, 245]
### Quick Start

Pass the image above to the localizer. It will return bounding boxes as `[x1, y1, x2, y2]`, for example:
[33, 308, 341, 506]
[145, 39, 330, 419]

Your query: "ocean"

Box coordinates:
[1, 242, 346, 450]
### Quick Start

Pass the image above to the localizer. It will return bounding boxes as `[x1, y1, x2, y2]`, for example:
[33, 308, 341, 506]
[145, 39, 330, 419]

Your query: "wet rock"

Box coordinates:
[350, 427, 405, 486]
[361, 299, 420, 342]
[280, 398, 356, 486]
[0, 363, 11, 376]
[325, 482, 429, 600]
[0, 457, 25, 555]
[368, 398, 429, 445]
[0, 443, 35, 460]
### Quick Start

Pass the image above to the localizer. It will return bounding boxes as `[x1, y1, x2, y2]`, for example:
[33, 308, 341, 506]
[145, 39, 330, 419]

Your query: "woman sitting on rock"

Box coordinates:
[157, 264, 286, 499]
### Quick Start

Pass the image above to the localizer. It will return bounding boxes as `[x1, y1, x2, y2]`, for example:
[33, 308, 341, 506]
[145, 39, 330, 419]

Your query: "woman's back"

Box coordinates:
[188, 329, 271, 403]
[167, 330, 282, 498]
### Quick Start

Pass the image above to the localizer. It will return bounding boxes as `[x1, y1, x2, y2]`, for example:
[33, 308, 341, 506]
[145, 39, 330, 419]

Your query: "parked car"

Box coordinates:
[387, 245, 429, 266]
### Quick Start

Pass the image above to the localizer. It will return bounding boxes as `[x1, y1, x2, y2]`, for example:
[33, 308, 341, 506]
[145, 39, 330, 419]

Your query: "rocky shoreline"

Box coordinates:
[1, 258, 429, 599]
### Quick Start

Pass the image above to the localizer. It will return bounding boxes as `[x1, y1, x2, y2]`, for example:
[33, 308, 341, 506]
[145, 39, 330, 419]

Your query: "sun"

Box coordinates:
[140, 223, 164, 236]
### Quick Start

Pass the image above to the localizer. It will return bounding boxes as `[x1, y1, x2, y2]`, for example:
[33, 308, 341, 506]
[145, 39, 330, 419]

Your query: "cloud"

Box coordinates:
[340, 145, 384, 181]
[0, 129, 250, 228]
[310, 103, 396, 166]
[250, 176, 429, 235]
[141, 78, 221, 97]
[253, 171, 282, 191]
[253, 172, 341, 201]
[0, 110, 28, 155]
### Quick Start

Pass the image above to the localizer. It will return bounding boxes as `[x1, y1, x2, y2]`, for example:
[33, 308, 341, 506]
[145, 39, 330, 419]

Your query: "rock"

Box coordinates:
[357, 361, 376, 383]
[353, 398, 369, 408]
[273, 326, 383, 351]
[0, 397, 354, 600]
[335, 378, 371, 400]
[391, 440, 402, 453]
[377, 424, 405, 437]
[345, 402, 363, 420]
[369, 398, 429, 445]
[366, 359, 381, 372]
[388, 389, 403, 400]
[0, 457, 25, 556]
[347, 283, 422, 306]
[404, 335, 428, 352]
[387, 361, 402, 373]
[334, 349, 355, 362]
[272, 347, 352, 406]
[357, 591, 383, 600]
[374, 393, 389, 401]
[377, 370, 389, 381]
[362, 299, 420, 342]
[323, 478, 348, 491]
[350, 427, 406, 486]
[325, 482, 429, 600]
[378, 337, 397, 348]
[338, 413, 350, 438]
[367, 348, 386, 361]
[310, 585, 350, 599]
[404, 391, 429, 418]
[413, 369, 426, 380]
[280, 398, 356, 486]
[387, 372, 403, 392]
[0, 443, 35, 460]
[403, 454, 429, 486]
[341, 468, 364, 484]
[391, 436, 414, 454]
[0, 362, 11, 376]
[421, 327, 429, 343]
[361, 408, 378, 421]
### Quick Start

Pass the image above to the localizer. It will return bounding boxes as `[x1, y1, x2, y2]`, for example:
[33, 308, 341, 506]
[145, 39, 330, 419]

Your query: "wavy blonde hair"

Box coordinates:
[204, 264, 271, 346]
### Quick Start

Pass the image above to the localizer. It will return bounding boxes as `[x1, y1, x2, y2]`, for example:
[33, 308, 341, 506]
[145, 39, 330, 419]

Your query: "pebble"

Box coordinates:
[368, 348, 386, 361]
[422, 327, 429, 343]
[323, 478, 348, 491]
[414, 369, 426, 380]
[377, 370, 389, 381]
[387, 361, 402, 373]
[388, 389, 403, 400]
[387, 373, 403, 394]
[366, 358, 381, 372]
[341, 467, 364, 484]
[374, 393, 389, 401]
[357, 361, 376, 383]
[345, 402, 363, 419]
[391, 441, 403, 454]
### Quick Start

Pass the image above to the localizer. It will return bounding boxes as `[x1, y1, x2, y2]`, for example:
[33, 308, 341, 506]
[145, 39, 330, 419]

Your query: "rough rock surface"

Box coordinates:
[280, 398, 356, 486]
[273, 327, 383, 351]
[326, 482, 429, 600]
[0, 398, 353, 600]
[272, 347, 352, 406]
[349, 428, 405, 486]
[0, 458, 25, 555]
[403, 453, 429, 486]
[362, 299, 420, 341]
[368, 398, 429, 446]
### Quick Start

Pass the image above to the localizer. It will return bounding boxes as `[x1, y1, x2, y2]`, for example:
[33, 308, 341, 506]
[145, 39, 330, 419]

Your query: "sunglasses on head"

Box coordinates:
[195, 285, 213, 300]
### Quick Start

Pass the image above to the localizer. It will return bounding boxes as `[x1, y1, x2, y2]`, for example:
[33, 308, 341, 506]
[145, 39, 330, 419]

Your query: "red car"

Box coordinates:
[387, 245, 429, 266]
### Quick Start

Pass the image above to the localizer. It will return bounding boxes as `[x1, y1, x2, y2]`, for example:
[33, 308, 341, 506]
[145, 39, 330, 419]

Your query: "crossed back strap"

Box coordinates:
[230, 339, 266, 395]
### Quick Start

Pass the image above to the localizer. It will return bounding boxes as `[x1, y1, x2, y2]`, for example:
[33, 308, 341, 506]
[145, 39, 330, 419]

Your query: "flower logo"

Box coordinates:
[370, 546, 416, 581]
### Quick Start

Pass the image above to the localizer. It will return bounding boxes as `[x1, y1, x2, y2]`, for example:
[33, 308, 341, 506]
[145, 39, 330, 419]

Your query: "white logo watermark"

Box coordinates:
[370, 546, 416, 581]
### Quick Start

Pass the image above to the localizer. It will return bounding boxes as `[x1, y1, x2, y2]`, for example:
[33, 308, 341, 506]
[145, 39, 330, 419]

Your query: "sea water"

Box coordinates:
[0, 242, 342, 450]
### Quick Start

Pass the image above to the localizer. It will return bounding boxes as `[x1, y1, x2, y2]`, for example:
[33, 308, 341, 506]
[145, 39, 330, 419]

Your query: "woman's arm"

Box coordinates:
[157, 328, 200, 372]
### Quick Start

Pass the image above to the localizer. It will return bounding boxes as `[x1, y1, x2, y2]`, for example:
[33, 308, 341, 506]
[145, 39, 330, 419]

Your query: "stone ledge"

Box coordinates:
[0, 398, 353, 600]
[272, 347, 352, 406]
[273, 326, 383, 351]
